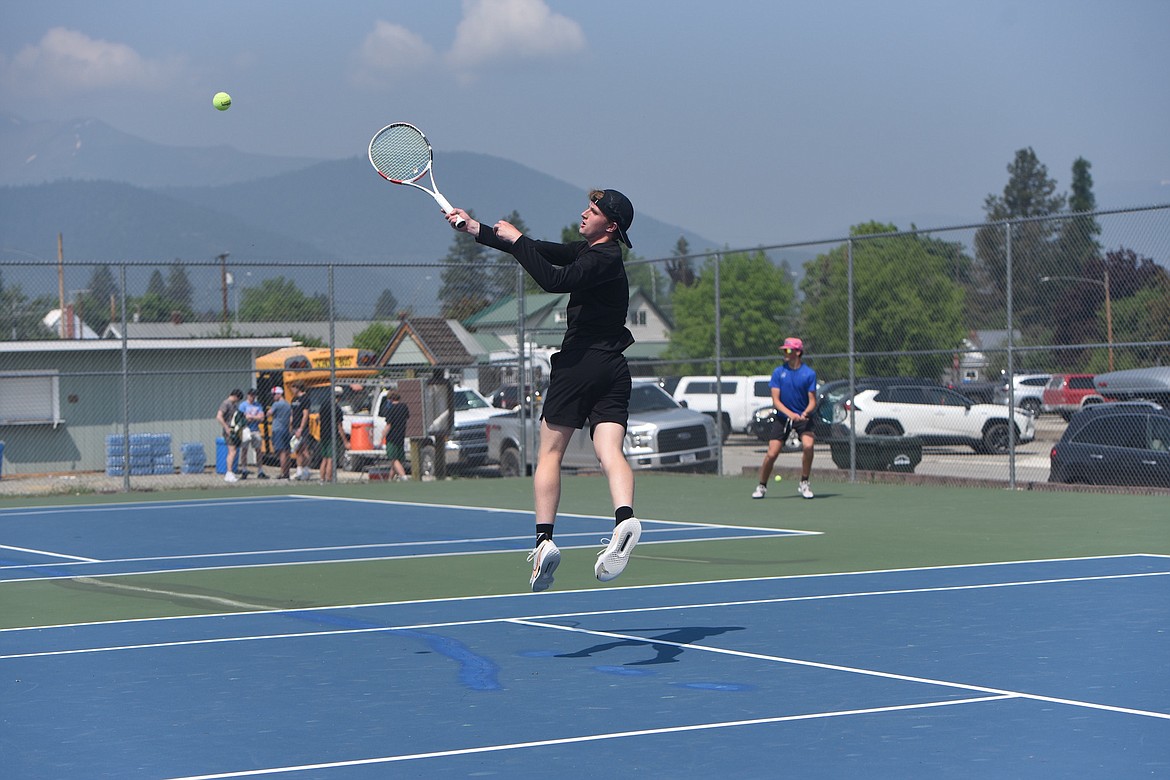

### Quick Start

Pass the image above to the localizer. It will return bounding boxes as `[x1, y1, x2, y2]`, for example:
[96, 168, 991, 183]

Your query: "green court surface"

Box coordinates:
[1, 473, 1167, 630]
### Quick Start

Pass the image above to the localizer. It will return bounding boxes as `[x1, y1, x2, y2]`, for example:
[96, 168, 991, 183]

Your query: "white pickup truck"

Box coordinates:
[672, 375, 774, 438]
[340, 384, 509, 475]
[484, 381, 721, 477]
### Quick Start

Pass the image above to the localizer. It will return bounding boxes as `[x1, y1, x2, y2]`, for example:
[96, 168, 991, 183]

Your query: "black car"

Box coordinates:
[1049, 402, 1170, 487]
[488, 384, 541, 411]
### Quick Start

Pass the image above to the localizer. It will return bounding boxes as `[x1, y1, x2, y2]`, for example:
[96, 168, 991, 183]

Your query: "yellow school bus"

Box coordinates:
[254, 347, 381, 464]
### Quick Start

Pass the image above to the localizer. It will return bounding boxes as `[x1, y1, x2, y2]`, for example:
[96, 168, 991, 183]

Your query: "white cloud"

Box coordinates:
[0, 27, 179, 96]
[350, 20, 437, 89]
[447, 0, 586, 72]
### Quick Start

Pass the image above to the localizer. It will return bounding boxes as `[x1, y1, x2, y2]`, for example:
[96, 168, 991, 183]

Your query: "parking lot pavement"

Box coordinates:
[721, 415, 1068, 483]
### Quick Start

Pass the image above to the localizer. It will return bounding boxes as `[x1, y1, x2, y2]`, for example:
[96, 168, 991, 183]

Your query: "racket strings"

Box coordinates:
[370, 125, 432, 182]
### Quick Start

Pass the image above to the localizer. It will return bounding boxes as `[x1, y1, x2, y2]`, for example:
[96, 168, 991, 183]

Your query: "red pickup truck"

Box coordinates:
[1041, 373, 1108, 420]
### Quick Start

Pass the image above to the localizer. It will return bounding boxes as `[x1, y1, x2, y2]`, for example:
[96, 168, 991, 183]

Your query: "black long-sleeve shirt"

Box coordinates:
[477, 229, 635, 354]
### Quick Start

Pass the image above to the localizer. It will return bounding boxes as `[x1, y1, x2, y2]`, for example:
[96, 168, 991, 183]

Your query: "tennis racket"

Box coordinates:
[368, 122, 465, 228]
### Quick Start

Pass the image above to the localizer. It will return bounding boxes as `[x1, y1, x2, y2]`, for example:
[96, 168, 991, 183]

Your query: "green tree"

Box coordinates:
[372, 288, 399, 319]
[166, 265, 194, 311]
[353, 321, 397, 354]
[800, 222, 967, 380]
[239, 276, 329, 321]
[974, 147, 1067, 328]
[0, 271, 55, 339]
[665, 249, 795, 374]
[146, 269, 167, 297]
[74, 264, 120, 329]
[438, 209, 492, 319]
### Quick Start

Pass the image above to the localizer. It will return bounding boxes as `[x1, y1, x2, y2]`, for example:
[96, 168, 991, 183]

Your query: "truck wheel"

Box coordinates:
[499, 447, 525, 478]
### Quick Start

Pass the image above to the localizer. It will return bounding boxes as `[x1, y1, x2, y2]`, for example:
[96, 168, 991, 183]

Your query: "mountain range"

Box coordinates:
[1, 112, 765, 317]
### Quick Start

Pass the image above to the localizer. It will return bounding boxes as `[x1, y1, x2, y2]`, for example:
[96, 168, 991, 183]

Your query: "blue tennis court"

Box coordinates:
[1, 497, 1167, 778]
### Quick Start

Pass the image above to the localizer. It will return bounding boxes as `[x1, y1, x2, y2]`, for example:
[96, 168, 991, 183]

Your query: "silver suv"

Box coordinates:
[994, 373, 1051, 416]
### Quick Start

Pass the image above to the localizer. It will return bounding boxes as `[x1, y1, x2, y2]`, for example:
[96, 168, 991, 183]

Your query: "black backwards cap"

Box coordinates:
[591, 189, 634, 248]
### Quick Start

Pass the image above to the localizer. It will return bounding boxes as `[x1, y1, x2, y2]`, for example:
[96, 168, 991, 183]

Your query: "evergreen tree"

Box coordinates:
[373, 288, 399, 319]
[166, 265, 194, 311]
[974, 147, 1067, 328]
[438, 209, 492, 319]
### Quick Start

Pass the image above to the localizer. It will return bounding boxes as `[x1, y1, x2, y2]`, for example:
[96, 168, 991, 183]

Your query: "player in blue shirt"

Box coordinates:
[753, 337, 818, 499]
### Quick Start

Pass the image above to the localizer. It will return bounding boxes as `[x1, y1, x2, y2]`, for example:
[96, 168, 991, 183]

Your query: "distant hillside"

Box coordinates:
[0, 112, 322, 187]
[161, 153, 719, 263]
[0, 180, 327, 262]
[0, 113, 796, 318]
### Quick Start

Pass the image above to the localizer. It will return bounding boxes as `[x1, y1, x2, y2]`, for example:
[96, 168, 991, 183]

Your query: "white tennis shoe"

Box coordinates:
[798, 480, 814, 499]
[751, 484, 767, 499]
[594, 517, 642, 582]
[528, 538, 561, 592]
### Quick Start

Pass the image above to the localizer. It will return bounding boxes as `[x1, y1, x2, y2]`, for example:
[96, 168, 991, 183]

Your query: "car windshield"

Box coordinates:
[454, 389, 491, 411]
[629, 383, 681, 413]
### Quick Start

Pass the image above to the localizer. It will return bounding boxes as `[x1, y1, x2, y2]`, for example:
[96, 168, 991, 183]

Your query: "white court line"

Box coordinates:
[0, 543, 99, 563]
[0, 520, 806, 581]
[286, 493, 821, 536]
[161, 696, 1014, 779]
[508, 618, 1170, 721]
[0, 496, 308, 518]
[5, 568, 1167, 664]
[2, 553, 1163, 633]
[0, 524, 802, 573]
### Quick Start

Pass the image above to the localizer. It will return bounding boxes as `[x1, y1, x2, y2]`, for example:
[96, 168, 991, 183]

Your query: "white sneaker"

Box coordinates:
[224, 471, 238, 483]
[594, 517, 642, 582]
[798, 480, 814, 499]
[751, 484, 767, 499]
[528, 538, 561, 592]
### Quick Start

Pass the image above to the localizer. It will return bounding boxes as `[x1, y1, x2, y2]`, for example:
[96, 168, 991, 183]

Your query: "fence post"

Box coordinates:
[714, 252, 724, 472]
[847, 239, 856, 482]
[120, 263, 130, 492]
[1005, 222, 1016, 490]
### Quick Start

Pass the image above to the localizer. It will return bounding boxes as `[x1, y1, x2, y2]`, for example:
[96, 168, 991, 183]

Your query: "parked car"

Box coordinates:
[672, 375, 773, 439]
[1092, 367, 1170, 408]
[994, 373, 1052, 416]
[488, 384, 542, 410]
[487, 381, 720, 476]
[813, 377, 943, 438]
[845, 384, 1035, 454]
[1049, 402, 1170, 487]
[1042, 373, 1107, 420]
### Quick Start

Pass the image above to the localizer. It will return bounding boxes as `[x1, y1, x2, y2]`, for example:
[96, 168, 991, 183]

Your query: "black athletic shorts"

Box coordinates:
[769, 415, 815, 441]
[541, 348, 631, 434]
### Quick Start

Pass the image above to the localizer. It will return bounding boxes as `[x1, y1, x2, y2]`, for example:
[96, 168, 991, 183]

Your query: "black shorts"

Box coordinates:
[769, 415, 815, 441]
[541, 349, 631, 434]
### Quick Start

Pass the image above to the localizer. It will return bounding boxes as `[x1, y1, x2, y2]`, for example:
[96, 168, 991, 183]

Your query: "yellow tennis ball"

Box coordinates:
[213, 91, 232, 111]
[774, 474, 783, 482]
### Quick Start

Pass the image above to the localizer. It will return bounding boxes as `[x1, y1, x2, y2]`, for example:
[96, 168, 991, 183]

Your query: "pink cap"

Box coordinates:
[782, 337, 803, 352]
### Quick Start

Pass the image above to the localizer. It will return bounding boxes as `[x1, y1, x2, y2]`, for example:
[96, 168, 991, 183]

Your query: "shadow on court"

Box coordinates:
[556, 625, 746, 665]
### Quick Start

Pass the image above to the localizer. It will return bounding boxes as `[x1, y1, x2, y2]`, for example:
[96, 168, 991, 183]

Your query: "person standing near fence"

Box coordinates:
[445, 189, 642, 593]
[237, 388, 269, 479]
[317, 386, 345, 483]
[269, 386, 292, 479]
[216, 388, 244, 483]
[289, 383, 312, 481]
[379, 391, 410, 482]
[752, 337, 818, 500]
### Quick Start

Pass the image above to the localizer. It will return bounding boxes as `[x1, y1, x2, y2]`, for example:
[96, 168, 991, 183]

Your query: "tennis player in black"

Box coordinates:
[446, 190, 641, 592]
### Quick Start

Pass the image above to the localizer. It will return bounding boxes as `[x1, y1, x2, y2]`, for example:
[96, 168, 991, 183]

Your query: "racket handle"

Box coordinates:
[433, 193, 466, 228]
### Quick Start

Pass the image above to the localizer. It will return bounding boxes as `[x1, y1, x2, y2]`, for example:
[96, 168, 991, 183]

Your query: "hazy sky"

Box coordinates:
[2, 0, 1168, 249]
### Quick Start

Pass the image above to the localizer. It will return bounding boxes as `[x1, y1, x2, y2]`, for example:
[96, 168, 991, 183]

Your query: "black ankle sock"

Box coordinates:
[615, 506, 634, 525]
[536, 524, 555, 543]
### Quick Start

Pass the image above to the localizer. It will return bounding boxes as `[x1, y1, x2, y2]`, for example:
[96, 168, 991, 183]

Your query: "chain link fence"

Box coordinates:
[2, 204, 1167, 495]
